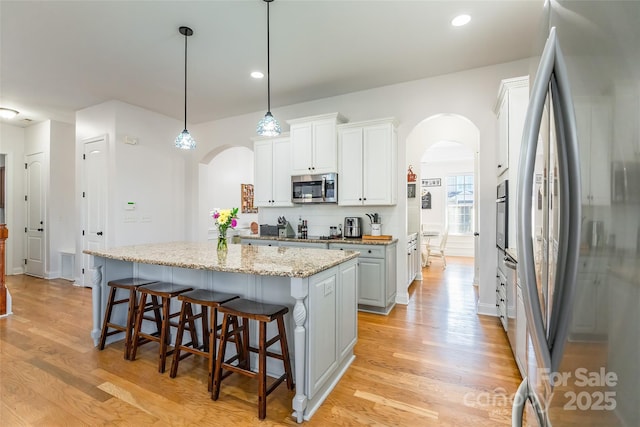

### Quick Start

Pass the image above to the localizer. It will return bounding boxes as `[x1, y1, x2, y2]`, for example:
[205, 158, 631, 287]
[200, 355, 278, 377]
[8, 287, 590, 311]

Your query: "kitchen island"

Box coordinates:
[84, 241, 359, 423]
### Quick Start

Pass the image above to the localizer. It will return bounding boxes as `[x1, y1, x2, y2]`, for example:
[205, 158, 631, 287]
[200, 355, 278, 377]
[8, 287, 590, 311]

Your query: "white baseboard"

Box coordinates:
[476, 302, 498, 316]
[395, 291, 409, 305]
[11, 267, 24, 275]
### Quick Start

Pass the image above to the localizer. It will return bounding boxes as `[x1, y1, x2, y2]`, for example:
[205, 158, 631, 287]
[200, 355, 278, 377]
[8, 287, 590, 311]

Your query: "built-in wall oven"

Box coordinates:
[496, 179, 508, 251]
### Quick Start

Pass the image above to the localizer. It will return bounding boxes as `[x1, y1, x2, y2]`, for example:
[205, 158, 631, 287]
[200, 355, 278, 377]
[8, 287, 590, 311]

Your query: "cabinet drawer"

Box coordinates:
[329, 243, 385, 258]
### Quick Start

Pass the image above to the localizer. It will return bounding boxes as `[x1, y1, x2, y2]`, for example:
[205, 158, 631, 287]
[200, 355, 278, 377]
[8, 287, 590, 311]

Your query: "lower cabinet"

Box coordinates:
[515, 283, 527, 378]
[241, 238, 278, 247]
[570, 257, 608, 339]
[307, 259, 358, 399]
[329, 242, 397, 314]
[406, 233, 419, 285]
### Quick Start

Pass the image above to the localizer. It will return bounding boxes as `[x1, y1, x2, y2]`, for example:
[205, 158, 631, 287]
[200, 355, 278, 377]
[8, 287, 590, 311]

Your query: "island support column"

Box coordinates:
[290, 276, 308, 423]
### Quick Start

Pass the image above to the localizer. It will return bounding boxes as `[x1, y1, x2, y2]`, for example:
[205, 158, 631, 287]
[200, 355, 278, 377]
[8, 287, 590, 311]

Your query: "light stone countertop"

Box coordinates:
[241, 235, 398, 245]
[84, 241, 359, 278]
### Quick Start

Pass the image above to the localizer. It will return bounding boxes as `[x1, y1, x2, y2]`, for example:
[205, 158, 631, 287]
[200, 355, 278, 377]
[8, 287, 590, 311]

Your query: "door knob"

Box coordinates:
[474, 232, 479, 236]
[97, 231, 103, 236]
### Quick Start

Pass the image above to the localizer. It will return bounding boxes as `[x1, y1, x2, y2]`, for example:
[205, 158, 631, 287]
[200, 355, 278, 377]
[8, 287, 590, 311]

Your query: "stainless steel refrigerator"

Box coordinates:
[513, 1, 640, 426]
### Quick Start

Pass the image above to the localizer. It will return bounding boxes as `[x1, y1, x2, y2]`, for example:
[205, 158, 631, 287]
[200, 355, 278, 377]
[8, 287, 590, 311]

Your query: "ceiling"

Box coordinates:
[0, 0, 544, 128]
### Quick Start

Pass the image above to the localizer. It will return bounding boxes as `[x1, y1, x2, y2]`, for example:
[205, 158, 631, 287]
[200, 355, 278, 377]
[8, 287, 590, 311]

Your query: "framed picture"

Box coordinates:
[422, 178, 441, 187]
[407, 183, 416, 198]
[241, 184, 258, 213]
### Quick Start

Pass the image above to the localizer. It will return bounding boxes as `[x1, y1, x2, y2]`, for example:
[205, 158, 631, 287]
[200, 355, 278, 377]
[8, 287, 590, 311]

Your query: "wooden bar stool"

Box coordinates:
[212, 298, 295, 420]
[98, 277, 158, 359]
[130, 282, 193, 373]
[169, 289, 240, 391]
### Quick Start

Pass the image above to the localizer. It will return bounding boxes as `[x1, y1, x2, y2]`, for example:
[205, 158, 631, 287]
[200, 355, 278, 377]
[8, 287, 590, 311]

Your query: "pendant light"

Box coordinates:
[175, 26, 196, 149]
[256, 0, 281, 137]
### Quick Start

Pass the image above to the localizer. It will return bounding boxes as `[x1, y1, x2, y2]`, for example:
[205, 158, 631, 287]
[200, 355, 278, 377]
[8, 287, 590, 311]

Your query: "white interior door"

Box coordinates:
[25, 152, 46, 277]
[82, 137, 106, 286]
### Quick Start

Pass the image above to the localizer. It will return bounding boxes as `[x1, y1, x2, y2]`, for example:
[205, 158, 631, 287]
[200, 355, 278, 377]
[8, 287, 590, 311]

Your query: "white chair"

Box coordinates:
[425, 227, 449, 269]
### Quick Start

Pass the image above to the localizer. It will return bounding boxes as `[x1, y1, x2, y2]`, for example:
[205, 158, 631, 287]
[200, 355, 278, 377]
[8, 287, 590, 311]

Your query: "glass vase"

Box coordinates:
[217, 229, 228, 252]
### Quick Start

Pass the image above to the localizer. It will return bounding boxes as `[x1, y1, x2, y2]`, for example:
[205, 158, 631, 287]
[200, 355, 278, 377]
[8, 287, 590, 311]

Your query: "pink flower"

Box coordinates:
[231, 218, 237, 228]
[214, 212, 220, 219]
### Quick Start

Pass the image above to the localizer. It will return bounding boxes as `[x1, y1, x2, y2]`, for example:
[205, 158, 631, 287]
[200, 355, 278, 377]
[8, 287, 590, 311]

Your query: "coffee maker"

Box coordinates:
[343, 217, 362, 238]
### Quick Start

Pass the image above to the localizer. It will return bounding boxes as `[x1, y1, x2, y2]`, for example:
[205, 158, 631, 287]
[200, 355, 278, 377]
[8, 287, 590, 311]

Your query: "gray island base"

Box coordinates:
[85, 241, 359, 423]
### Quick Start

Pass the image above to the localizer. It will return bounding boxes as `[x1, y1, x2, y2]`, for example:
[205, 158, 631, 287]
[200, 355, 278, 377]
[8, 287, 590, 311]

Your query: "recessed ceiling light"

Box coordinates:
[251, 71, 264, 79]
[451, 14, 471, 27]
[0, 108, 19, 119]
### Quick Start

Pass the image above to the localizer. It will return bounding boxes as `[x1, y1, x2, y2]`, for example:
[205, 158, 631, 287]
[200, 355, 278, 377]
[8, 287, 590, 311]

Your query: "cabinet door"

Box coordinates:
[385, 244, 397, 305]
[338, 128, 364, 205]
[497, 95, 509, 176]
[338, 261, 358, 359]
[576, 99, 612, 205]
[271, 138, 293, 206]
[290, 123, 313, 175]
[253, 140, 273, 206]
[363, 123, 394, 205]
[358, 257, 385, 307]
[571, 273, 598, 334]
[312, 119, 338, 174]
[589, 103, 611, 205]
[308, 273, 338, 396]
[516, 285, 527, 377]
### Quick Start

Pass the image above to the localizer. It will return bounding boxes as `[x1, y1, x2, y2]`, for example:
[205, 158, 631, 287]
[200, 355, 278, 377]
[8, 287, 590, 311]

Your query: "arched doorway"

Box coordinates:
[197, 145, 257, 241]
[406, 114, 480, 285]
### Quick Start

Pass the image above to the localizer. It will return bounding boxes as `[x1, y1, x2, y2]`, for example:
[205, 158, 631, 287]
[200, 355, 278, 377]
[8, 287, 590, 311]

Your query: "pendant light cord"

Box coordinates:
[184, 30, 188, 130]
[266, 0, 271, 113]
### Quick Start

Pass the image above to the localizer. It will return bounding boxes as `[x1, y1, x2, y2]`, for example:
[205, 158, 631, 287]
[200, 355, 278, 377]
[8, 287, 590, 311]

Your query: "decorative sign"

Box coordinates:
[422, 191, 432, 209]
[422, 178, 441, 187]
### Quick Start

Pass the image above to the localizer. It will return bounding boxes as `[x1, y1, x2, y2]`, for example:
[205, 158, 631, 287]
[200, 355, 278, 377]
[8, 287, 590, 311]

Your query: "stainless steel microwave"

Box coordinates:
[291, 173, 338, 204]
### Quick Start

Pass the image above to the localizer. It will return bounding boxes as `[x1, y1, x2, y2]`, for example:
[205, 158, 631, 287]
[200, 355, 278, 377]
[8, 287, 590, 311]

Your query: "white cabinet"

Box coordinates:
[495, 76, 529, 250]
[241, 238, 277, 247]
[338, 118, 397, 206]
[278, 240, 328, 249]
[515, 283, 527, 378]
[406, 233, 419, 285]
[329, 242, 397, 314]
[306, 259, 358, 399]
[288, 113, 346, 175]
[570, 256, 608, 338]
[496, 95, 509, 176]
[575, 98, 612, 205]
[242, 238, 328, 249]
[253, 135, 293, 207]
[495, 76, 528, 178]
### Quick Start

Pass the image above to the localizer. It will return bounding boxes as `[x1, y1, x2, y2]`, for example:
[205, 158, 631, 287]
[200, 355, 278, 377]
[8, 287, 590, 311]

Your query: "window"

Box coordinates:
[446, 174, 474, 235]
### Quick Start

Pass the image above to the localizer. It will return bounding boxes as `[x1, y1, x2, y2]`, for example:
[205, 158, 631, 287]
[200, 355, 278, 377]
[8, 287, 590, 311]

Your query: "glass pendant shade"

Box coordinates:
[256, 0, 281, 137]
[175, 129, 196, 149]
[257, 112, 281, 137]
[176, 26, 196, 149]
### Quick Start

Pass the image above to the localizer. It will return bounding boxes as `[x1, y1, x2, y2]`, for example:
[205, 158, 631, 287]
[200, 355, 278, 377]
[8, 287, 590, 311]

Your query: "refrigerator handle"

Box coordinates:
[517, 27, 558, 375]
[547, 30, 582, 374]
[511, 378, 528, 427]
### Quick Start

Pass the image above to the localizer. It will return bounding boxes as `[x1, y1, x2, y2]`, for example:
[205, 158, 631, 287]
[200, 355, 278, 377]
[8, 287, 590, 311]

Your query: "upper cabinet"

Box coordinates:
[575, 97, 612, 206]
[338, 118, 398, 206]
[495, 76, 529, 178]
[288, 113, 347, 175]
[253, 134, 293, 207]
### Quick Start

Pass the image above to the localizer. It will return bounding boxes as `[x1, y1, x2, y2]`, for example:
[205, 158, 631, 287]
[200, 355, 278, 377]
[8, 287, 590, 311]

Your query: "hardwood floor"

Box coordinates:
[0, 258, 522, 426]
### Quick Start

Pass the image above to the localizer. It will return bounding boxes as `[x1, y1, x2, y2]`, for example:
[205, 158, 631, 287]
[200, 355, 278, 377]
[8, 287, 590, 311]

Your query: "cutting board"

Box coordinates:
[362, 235, 393, 241]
